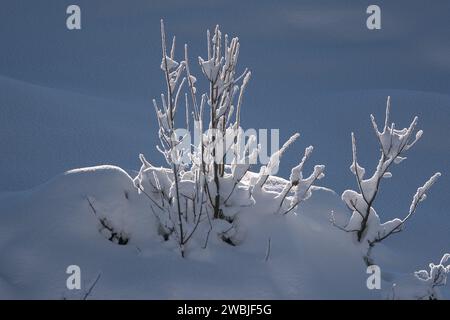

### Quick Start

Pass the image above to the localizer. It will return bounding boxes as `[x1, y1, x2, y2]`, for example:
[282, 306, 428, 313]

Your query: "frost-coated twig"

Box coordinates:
[158, 20, 186, 256]
[276, 145, 324, 215]
[255, 133, 301, 190]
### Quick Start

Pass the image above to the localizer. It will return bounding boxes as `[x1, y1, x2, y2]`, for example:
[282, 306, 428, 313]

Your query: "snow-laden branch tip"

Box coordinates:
[274, 145, 325, 215]
[370, 96, 422, 163]
[254, 133, 300, 190]
[409, 172, 441, 216]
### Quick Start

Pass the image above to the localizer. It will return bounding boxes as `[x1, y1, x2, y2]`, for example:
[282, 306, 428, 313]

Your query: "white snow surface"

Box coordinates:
[0, 164, 383, 299]
[1, 164, 446, 299]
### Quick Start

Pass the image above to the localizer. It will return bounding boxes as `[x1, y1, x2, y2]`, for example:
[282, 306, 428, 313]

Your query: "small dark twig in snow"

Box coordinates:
[265, 237, 271, 262]
[82, 272, 102, 300]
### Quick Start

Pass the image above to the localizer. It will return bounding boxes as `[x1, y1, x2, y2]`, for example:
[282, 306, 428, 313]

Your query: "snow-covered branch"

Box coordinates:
[335, 97, 441, 265]
[275, 145, 325, 215]
[254, 133, 300, 190]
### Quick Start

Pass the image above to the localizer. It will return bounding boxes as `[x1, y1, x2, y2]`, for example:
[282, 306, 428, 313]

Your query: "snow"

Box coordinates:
[198, 57, 221, 83]
[391, 253, 450, 300]
[409, 172, 441, 215]
[0, 161, 445, 299]
[0, 75, 153, 192]
[256, 133, 300, 187]
[0, 3, 449, 299]
[0, 165, 377, 299]
[161, 56, 179, 72]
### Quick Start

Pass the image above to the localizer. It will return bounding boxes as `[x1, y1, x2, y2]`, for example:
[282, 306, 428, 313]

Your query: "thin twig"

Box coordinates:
[265, 237, 271, 262]
[82, 272, 102, 300]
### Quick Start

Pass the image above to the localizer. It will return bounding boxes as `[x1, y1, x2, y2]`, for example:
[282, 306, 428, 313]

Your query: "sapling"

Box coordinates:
[332, 97, 441, 266]
[414, 253, 450, 300]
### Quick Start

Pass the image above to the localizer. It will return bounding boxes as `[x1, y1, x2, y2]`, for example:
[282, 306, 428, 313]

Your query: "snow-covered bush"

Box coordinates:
[134, 21, 324, 257]
[388, 254, 450, 300]
[413, 254, 450, 299]
[332, 97, 441, 265]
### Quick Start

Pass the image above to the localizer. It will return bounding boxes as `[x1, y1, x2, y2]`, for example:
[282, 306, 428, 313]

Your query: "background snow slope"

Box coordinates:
[0, 75, 155, 191]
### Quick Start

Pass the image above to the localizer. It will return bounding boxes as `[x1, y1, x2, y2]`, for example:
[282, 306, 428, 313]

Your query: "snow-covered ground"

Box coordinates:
[0, 162, 446, 299]
[0, 164, 373, 299]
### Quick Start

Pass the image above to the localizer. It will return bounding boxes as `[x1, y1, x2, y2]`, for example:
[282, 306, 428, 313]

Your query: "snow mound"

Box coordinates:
[0, 75, 153, 192]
